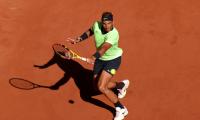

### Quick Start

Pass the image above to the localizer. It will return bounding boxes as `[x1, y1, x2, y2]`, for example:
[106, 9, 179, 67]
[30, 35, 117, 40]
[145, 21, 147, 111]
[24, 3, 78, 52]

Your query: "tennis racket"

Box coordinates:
[52, 43, 87, 62]
[9, 78, 49, 90]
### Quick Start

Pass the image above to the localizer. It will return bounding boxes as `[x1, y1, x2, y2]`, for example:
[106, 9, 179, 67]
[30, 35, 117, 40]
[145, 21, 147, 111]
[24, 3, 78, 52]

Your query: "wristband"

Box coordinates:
[80, 32, 88, 41]
[93, 51, 101, 59]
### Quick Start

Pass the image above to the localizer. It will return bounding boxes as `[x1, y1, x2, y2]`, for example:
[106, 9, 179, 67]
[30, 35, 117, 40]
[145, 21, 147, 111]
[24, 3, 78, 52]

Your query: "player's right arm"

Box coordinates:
[67, 28, 94, 44]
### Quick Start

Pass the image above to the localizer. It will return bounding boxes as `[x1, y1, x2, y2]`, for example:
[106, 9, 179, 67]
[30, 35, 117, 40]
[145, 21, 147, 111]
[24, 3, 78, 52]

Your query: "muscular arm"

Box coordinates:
[79, 28, 94, 41]
[86, 40, 112, 64]
[98, 42, 112, 56]
[92, 42, 112, 59]
[85, 28, 94, 37]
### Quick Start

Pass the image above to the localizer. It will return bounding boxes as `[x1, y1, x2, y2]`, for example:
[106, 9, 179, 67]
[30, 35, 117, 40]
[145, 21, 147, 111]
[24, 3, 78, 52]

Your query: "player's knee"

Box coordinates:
[98, 85, 107, 93]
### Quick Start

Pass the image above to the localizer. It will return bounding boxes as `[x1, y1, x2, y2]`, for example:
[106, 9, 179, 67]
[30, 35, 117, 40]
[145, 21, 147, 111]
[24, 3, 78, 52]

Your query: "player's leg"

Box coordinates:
[93, 59, 104, 91]
[105, 56, 130, 99]
[93, 56, 130, 99]
[98, 70, 128, 120]
[97, 70, 117, 103]
[106, 79, 116, 88]
[104, 56, 121, 89]
[107, 79, 127, 90]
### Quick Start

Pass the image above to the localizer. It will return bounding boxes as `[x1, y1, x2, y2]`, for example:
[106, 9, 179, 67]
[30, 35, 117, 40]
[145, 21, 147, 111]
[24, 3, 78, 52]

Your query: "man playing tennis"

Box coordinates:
[67, 12, 129, 120]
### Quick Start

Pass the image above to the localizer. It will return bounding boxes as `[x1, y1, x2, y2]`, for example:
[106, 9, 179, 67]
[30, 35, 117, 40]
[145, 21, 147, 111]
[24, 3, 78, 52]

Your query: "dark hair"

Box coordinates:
[101, 12, 113, 21]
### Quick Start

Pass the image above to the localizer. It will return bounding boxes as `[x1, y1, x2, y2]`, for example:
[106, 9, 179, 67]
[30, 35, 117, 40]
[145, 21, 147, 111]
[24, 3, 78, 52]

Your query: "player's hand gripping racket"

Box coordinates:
[9, 78, 49, 90]
[52, 43, 87, 62]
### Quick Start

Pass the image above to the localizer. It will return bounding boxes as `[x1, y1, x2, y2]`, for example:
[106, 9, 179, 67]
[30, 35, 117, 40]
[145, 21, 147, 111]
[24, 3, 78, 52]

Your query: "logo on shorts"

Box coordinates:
[109, 69, 116, 75]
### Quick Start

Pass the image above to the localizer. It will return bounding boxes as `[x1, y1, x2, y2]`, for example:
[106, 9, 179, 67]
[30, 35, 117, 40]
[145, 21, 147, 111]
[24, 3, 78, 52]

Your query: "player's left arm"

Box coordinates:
[94, 42, 112, 58]
[86, 42, 112, 64]
[87, 32, 117, 64]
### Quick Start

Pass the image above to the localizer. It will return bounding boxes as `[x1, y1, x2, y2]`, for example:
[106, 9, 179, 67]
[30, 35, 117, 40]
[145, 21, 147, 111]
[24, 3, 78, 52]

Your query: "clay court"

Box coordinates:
[1, 0, 200, 120]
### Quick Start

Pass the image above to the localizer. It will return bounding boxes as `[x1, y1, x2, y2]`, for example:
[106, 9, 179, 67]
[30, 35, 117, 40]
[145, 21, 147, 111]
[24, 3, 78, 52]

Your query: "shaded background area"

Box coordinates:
[1, 0, 200, 120]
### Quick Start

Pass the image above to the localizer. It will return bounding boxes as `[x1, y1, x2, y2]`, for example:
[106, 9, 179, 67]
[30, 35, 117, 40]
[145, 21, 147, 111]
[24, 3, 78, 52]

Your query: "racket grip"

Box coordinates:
[80, 57, 87, 62]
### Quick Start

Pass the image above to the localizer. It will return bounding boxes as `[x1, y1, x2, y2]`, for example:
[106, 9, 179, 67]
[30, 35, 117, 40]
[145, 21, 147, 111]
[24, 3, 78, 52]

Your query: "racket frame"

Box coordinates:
[52, 43, 87, 62]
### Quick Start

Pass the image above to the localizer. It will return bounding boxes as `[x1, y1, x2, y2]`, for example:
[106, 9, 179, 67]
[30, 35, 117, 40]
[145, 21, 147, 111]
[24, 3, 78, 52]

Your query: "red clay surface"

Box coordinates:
[1, 0, 200, 120]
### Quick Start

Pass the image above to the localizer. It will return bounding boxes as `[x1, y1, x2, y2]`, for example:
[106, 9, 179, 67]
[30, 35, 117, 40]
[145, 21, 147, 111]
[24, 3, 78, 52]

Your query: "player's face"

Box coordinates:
[102, 20, 113, 32]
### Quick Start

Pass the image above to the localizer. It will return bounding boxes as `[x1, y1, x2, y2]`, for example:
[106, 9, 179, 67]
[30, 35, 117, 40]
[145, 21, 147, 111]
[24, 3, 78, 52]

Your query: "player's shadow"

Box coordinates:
[34, 53, 116, 116]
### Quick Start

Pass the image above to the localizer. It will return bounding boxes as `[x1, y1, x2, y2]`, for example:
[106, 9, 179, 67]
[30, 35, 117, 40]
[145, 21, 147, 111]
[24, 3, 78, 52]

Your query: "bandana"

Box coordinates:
[101, 12, 113, 21]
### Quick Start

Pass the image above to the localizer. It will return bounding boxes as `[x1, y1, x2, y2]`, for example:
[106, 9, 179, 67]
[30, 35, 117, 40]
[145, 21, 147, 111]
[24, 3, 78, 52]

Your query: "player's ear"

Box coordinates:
[112, 21, 114, 25]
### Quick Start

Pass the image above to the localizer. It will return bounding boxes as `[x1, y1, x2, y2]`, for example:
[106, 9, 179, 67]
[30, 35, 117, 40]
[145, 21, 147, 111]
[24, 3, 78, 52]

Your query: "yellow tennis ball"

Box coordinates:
[110, 69, 116, 75]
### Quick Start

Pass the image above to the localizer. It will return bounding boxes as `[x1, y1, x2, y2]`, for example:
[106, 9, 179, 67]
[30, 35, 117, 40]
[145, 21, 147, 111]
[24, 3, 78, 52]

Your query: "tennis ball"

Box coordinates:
[110, 69, 116, 75]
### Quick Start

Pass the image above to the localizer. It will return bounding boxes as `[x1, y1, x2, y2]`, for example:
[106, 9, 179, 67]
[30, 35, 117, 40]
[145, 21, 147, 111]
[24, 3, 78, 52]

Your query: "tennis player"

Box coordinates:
[67, 12, 130, 120]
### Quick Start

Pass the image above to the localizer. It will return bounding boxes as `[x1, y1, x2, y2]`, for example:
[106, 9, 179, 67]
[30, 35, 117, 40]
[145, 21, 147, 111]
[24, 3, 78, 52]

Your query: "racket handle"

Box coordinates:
[80, 57, 87, 62]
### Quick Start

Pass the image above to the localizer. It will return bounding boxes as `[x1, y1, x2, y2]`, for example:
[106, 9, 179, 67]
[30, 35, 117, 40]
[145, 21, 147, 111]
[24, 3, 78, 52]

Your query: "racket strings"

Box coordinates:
[52, 43, 87, 62]
[53, 44, 73, 59]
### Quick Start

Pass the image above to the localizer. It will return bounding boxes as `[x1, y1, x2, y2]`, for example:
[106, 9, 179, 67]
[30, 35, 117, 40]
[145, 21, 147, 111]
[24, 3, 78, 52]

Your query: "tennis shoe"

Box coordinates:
[114, 106, 128, 120]
[118, 79, 130, 99]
